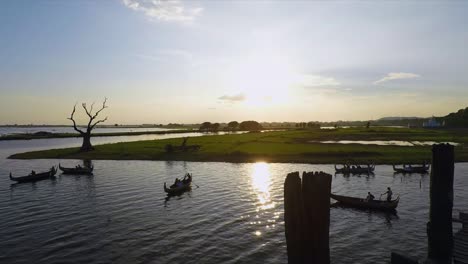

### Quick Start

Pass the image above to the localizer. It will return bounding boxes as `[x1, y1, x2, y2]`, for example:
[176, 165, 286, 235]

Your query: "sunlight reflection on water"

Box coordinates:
[250, 162, 278, 237]
[251, 162, 275, 211]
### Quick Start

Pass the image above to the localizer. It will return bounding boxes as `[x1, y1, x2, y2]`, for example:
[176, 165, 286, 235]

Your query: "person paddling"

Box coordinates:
[382, 187, 393, 201]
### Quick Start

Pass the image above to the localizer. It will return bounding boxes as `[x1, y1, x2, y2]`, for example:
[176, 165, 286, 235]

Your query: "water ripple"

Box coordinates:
[1, 141, 468, 263]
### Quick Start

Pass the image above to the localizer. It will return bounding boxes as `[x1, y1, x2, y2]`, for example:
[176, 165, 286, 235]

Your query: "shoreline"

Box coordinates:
[1, 129, 209, 141]
[9, 128, 468, 164]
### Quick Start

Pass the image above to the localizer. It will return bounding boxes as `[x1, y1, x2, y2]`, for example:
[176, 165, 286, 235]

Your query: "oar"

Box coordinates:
[192, 181, 200, 188]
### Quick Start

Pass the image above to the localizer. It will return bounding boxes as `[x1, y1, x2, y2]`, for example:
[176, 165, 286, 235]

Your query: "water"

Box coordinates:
[0, 126, 176, 137]
[314, 140, 460, 146]
[0, 136, 467, 263]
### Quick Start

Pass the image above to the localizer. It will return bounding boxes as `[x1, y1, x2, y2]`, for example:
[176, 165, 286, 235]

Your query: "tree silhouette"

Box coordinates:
[200, 122, 212, 131]
[68, 98, 108, 152]
[227, 121, 239, 130]
[239, 121, 262, 131]
[211, 123, 220, 131]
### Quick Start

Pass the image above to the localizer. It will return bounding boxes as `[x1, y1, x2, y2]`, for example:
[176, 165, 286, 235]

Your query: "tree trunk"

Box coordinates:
[80, 133, 94, 151]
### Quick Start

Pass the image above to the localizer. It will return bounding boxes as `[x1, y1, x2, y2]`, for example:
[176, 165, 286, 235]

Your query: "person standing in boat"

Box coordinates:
[382, 187, 393, 201]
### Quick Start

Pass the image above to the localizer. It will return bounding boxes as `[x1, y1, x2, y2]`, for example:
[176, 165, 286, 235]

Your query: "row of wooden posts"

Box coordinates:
[284, 144, 455, 264]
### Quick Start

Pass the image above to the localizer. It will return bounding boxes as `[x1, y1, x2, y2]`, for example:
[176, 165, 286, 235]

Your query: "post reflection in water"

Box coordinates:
[249, 162, 278, 236]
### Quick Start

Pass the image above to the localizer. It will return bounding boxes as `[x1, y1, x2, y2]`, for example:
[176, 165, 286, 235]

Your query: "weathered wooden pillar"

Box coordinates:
[427, 144, 454, 262]
[284, 172, 304, 264]
[302, 171, 331, 264]
[284, 171, 331, 264]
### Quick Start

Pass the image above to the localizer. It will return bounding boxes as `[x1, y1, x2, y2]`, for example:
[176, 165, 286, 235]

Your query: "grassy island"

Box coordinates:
[9, 127, 468, 164]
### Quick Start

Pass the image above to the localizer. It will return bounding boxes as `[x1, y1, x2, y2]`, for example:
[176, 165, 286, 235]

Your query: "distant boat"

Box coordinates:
[393, 164, 430, 174]
[335, 164, 375, 174]
[164, 173, 192, 195]
[10, 166, 57, 183]
[59, 163, 94, 175]
[330, 193, 399, 211]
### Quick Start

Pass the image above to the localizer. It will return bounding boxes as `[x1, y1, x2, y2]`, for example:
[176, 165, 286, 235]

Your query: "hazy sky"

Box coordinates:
[1, 0, 468, 125]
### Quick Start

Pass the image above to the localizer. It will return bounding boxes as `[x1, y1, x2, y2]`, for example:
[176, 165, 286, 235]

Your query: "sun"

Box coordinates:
[226, 53, 298, 107]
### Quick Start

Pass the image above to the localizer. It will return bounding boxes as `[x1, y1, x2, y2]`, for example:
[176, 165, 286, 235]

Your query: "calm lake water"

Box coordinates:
[0, 126, 176, 136]
[0, 133, 467, 263]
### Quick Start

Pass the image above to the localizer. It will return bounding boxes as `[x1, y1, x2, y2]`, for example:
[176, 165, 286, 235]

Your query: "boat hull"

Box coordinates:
[330, 193, 399, 210]
[164, 175, 193, 195]
[335, 165, 375, 174]
[10, 167, 57, 183]
[393, 164, 430, 174]
[59, 164, 93, 175]
[164, 184, 191, 194]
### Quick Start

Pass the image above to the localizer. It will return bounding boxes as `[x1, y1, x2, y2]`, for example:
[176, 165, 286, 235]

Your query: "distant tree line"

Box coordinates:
[199, 120, 263, 132]
[442, 107, 468, 127]
[295, 122, 321, 129]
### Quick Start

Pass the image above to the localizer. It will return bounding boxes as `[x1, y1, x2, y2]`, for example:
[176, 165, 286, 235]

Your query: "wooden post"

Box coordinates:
[284, 171, 331, 264]
[302, 171, 331, 264]
[284, 172, 304, 264]
[427, 143, 454, 262]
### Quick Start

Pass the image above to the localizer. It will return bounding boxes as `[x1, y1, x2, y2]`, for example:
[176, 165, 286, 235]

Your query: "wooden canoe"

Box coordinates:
[330, 193, 399, 210]
[164, 174, 192, 194]
[10, 166, 57, 183]
[335, 164, 375, 174]
[393, 164, 430, 174]
[59, 163, 94, 175]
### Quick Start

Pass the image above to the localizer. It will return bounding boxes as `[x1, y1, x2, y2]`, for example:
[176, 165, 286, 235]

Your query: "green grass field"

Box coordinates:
[10, 127, 468, 164]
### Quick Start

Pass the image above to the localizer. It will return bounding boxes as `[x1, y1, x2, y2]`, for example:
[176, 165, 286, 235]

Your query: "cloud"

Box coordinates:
[218, 93, 246, 103]
[123, 0, 203, 22]
[300, 74, 340, 87]
[374, 72, 420, 85]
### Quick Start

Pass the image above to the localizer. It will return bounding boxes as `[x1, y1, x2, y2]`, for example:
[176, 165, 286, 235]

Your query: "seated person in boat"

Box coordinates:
[171, 178, 181, 188]
[382, 187, 393, 201]
[366, 192, 375, 202]
[31, 170, 36, 175]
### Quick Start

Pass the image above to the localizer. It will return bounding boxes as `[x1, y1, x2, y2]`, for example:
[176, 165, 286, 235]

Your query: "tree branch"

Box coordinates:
[67, 104, 85, 134]
[91, 117, 108, 130]
[92, 98, 108, 120]
[83, 98, 108, 131]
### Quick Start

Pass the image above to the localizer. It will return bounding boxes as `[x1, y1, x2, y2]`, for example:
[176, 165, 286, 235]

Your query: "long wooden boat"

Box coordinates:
[393, 164, 430, 174]
[330, 193, 399, 210]
[335, 164, 375, 174]
[164, 174, 192, 194]
[10, 166, 57, 183]
[59, 164, 94, 175]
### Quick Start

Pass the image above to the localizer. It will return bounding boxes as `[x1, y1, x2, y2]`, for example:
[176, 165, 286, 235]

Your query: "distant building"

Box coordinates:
[423, 117, 444, 128]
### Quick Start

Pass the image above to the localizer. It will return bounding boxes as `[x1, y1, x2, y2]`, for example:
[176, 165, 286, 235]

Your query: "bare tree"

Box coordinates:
[68, 98, 108, 151]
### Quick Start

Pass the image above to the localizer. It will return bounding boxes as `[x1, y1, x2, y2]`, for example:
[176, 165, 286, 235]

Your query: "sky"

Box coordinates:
[1, 0, 468, 125]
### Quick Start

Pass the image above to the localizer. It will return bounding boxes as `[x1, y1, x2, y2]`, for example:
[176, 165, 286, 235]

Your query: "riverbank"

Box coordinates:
[10, 127, 468, 164]
[0, 129, 197, 140]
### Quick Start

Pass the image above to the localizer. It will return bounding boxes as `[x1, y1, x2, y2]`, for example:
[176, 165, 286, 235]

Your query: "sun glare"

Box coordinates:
[226, 53, 298, 107]
[251, 162, 275, 210]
